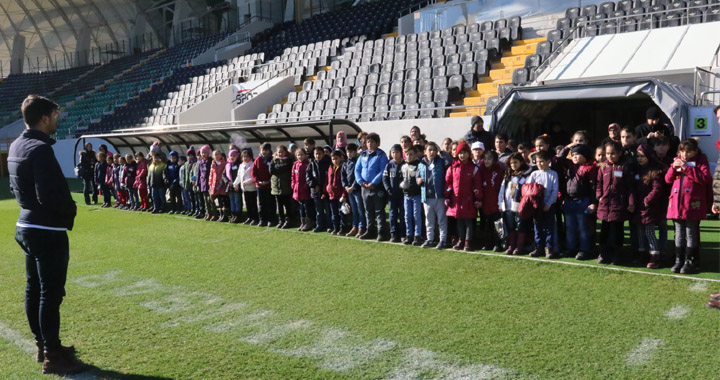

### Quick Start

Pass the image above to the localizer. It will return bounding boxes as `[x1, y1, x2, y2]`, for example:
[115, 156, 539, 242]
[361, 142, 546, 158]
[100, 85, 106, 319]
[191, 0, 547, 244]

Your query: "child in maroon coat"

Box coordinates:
[326, 150, 348, 235]
[596, 141, 635, 265]
[134, 152, 149, 210]
[292, 149, 313, 231]
[253, 143, 275, 226]
[479, 150, 504, 251]
[635, 145, 668, 269]
[445, 141, 483, 251]
[665, 139, 712, 274]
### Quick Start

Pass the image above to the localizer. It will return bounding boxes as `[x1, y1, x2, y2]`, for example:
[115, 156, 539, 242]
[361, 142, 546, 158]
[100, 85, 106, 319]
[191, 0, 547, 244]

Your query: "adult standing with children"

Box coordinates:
[8, 95, 87, 375]
[355, 132, 389, 241]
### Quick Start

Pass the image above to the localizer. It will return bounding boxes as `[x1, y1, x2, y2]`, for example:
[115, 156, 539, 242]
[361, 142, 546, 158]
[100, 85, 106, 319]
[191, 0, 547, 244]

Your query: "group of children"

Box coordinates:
[91, 123, 714, 274]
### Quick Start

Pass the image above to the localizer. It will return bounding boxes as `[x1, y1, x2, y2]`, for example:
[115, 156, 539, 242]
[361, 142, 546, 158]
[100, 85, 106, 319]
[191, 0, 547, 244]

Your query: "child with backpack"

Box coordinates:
[526, 150, 559, 258]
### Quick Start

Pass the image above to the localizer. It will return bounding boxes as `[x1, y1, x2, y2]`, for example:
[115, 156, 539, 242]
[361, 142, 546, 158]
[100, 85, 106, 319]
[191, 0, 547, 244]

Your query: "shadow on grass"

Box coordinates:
[66, 365, 176, 380]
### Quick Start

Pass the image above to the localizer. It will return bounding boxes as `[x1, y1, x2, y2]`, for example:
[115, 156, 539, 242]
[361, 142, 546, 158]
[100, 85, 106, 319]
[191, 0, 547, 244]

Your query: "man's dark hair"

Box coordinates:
[330, 149, 345, 158]
[22, 95, 58, 128]
[314, 147, 325, 154]
[304, 138, 315, 145]
[261, 143, 272, 151]
[495, 133, 508, 142]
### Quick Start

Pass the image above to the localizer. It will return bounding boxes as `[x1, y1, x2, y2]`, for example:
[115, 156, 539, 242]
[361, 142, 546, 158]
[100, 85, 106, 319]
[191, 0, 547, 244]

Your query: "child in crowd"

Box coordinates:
[134, 152, 149, 211]
[526, 150, 559, 258]
[327, 150, 347, 235]
[307, 146, 331, 232]
[494, 133, 512, 168]
[292, 148, 313, 231]
[178, 155, 190, 214]
[341, 143, 365, 237]
[234, 148, 258, 225]
[400, 136, 413, 158]
[355, 132, 389, 241]
[196, 146, 215, 220]
[166, 151, 182, 214]
[603, 123, 621, 146]
[182, 148, 197, 216]
[635, 145, 668, 269]
[383, 144, 405, 243]
[253, 143, 275, 227]
[111, 154, 122, 207]
[498, 152, 532, 255]
[209, 150, 228, 222]
[471, 142, 484, 166]
[270, 145, 293, 228]
[147, 153, 168, 213]
[418, 142, 448, 249]
[479, 150, 504, 252]
[224, 150, 243, 223]
[595, 145, 605, 164]
[445, 142, 482, 251]
[95, 152, 110, 207]
[123, 154, 138, 210]
[665, 139, 711, 274]
[400, 146, 423, 246]
[450, 141, 458, 160]
[653, 136, 673, 166]
[105, 154, 116, 207]
[560, 144, 596, 260]
[596, 141, 635, 264]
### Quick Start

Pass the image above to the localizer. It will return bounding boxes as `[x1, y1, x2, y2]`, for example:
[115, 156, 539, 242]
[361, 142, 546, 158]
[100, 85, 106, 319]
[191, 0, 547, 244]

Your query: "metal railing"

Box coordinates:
[694, 66, 720, 105]
[397, 0, 439, 18]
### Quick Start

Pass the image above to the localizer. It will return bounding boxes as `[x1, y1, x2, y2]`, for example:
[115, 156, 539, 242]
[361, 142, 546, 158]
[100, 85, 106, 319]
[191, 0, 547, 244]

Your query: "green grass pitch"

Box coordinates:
[0, 191, 718, 379]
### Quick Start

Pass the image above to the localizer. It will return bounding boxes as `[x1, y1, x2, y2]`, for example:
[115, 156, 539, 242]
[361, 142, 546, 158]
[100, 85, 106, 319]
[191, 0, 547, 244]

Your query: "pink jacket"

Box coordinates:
[444, 160, 483, 219]
[209, 159, 227, 196]
[326, 165, 347, 201]
[134, 160, 148, 190]
[291, 159, 311, 202]
[665, 154, 711, 221]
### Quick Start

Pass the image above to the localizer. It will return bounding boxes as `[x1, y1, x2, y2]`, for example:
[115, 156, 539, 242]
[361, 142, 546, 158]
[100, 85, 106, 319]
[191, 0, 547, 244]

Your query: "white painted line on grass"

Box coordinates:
[626, 338, 663, 365]
[689, 281, 710, 292]
[665, 305, 690, 320]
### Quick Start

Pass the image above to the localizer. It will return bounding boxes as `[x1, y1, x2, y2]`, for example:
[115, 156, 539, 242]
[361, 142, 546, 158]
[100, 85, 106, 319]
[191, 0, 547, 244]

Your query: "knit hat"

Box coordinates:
[228, 149, 239, 157]
[636, 144, 657, 160]
[471, 141, 485, 151]
[608, 123, 620, 131]
[169, 150, 178, 157]
[456, 141, 471, 156]
[288, 143, 296, 151]
[200, 145, 211, 154]
[186, 145, 195, 155]
[471, 115, 482, 126]
[571, 144, 593, 162]
[390, 144, 403, 153]
[646, 106, 661, 120]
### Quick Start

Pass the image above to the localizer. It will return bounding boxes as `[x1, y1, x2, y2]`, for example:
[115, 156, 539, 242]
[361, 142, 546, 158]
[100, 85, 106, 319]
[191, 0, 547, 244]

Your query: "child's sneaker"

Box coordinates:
[575, 251, 590, 260]
[403, 236, 413, 245]
[412, 237, 424, 246]
[390, 233, 401, 243]
[421, 240, 434, 249]
[435, 241, 448, 250]
[528, 248, 543, 257]
[345, 227, 358, 237]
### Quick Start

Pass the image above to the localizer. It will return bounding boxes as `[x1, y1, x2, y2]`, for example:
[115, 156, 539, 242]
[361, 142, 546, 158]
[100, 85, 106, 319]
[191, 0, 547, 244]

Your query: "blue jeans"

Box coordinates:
[15, 227, 69, 351]
[533, 204, 556, 248]
[329, 199, 343, 228]
[404, 195, 422, 237]
[228, 190, 242, 213]
[151, 187, 166, 211]
[503, 210, 531, 233]
[181, 189, 192, 211]
[348, 190, 365, 229]
[564, 198, 591, 251]
[314, 197, 331, 229]
[388, 196, 405, 235]
[128, 188, 140, 208]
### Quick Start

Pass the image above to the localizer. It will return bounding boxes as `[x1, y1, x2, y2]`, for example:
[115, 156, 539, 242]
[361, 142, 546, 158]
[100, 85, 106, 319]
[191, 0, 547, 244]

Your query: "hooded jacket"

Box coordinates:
[479, 162, 504, 214]
[596, 160, 635, 222]
[307, 154, 331, 198]
[444, 159, 483, 219]
[270, 156, 293, 196]
[291, 158, 311, 202]
[665, 154, 711, 221]
[418, 156, 445, 203]
[209, 159, 227, 196]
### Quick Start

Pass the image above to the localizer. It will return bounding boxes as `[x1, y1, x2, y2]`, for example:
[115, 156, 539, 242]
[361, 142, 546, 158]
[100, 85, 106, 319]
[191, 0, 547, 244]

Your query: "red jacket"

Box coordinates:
[252, 155, 272, 190]
[635, 165, 667, 224]
[209, 159, 227, 196]
[444, 160, 483, 219]
[326, 165, 347, 200]
[665, 154, 711, 221]
[596, 161, 635, 222]
[134, 160, 148, 190]
[291, 159, 311, 202]
[479, 162, 504, 215]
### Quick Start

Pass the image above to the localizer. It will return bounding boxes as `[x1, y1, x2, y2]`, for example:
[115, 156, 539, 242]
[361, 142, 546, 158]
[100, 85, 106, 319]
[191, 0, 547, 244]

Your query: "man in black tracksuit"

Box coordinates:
[8, 95, 87, 375]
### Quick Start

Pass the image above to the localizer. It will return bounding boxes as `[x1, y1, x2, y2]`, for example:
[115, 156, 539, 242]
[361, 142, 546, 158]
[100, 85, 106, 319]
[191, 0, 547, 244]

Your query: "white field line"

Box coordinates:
[664, 305, 690, 320]
[689, 281, 710, 292]
[0, 321, 100, 380]
[626, 338, 663, 365]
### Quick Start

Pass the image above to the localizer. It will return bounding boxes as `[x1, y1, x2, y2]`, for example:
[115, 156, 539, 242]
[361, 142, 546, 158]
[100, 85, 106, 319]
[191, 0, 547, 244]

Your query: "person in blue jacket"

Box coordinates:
[354, 132, 389, 241]
[418, 141, 449, 249]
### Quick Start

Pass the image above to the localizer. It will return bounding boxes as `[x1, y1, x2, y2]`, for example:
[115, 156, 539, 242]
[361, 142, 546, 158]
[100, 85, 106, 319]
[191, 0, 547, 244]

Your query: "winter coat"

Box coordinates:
[341, 156, 360, 192]
[224, 159, 241, 192]
[134, 160, 148, 190]
[596, 161, 635, 222]
[307, 155, 331, 198]
[713, 137, 720, 211]
[147, 161, 168, 189]
[181, 159, 196, 190]
[418, 156, 445, 203]
[635, 165, 666, 225]
[479, 162, 504, 214]
[355, 148, 388, 188]
[444, 160, 483, 219]
[291, 159, 311, 202]
[196, 158, 212, 193]
[326, 165, 347, 200]
[463, 128, 494, 152]
[209, 160, 227, 196]
[270, 156, 292, 196]
[518, 182, 545, 220]
[399, 159, 422, 197]
[122, 162, 137, 189]
[382, 160, 405, 199]
[565, 163, 597, 201]
[252, 155, 272, 190]
[234, 161, 256, 192]
[498, 169, 532, 213]
[94, 162, 108, 186]
[665, 154, 712, 221]
[105, 163, 114, 188]
[166, 160, 181, 190]
[78, 150, 96, 180]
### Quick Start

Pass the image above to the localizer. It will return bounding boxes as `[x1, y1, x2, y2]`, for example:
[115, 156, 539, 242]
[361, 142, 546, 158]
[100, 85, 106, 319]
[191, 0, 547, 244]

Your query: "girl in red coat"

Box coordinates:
[595, 141, 635, 265]
[208, 150, 228, 222]
[134, 152, 149, 210]
[326, 150, 348, 235]
[444, 141, 483, 251]
[635, 145, 668, 269]
[479, 150, 504, 251]
[292, 149, 312, 231]
[665, 139, 712, 274]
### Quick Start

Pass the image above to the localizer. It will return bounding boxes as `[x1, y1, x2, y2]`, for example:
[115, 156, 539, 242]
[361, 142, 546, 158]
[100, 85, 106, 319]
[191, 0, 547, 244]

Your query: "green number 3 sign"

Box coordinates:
[694, 117, 707, 130]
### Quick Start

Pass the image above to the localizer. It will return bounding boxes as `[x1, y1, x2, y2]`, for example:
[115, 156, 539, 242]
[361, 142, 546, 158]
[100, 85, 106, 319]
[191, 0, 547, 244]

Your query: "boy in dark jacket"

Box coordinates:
[382, 144, 405, 242]
[341, 143, 365, 237]
[307, 147, 332, 232]
[560, 144, 597, 260]
[327, 150, 348, 235]
[253, 143, 275, 226]
[400, 146, 423, 246]
[95, 152, 110, 207]
[166, 151, 182, 214]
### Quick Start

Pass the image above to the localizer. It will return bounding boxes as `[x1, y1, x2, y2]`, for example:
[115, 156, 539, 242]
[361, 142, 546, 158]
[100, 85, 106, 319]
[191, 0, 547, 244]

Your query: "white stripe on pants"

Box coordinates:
[424, 198, 448, 243]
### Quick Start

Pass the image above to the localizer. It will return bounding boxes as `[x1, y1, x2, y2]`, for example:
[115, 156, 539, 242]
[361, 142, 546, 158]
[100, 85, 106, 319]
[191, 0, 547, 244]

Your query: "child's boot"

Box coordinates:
[413, 236, 424, 247]
[513, 233, 527, 255]
[345, 227, 358, 237]
[671, 246, 685, 273]
[680, 247, 699, 274]
[452, 238, 464, 251]
[505, 232, 517, 255]
[646, 250, 661, 269]
[218, 210, 228, 223]
[464, 239, 473, 251]
[402, 235, 412, 245]
[277, 217, 285, 229]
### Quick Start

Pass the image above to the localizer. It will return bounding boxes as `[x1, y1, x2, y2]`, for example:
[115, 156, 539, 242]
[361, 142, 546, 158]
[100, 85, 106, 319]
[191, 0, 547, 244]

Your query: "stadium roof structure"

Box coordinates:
[76, 119, 363, 156]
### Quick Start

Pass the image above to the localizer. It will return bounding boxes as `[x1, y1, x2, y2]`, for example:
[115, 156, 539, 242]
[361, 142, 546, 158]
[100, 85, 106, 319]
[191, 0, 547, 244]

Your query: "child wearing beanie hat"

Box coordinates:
[560, 144, 598, 260]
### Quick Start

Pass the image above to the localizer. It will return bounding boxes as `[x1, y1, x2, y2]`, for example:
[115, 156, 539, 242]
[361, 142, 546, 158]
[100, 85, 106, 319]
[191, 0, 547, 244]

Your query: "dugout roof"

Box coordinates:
[76, 119, 362, 156]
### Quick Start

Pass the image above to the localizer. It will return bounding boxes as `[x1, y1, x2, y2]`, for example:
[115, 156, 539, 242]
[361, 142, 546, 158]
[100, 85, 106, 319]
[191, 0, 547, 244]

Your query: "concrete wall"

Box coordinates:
[215, 41, 251, 62]
[232, 76, 295, 121]
[179, 86, 236, 125]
